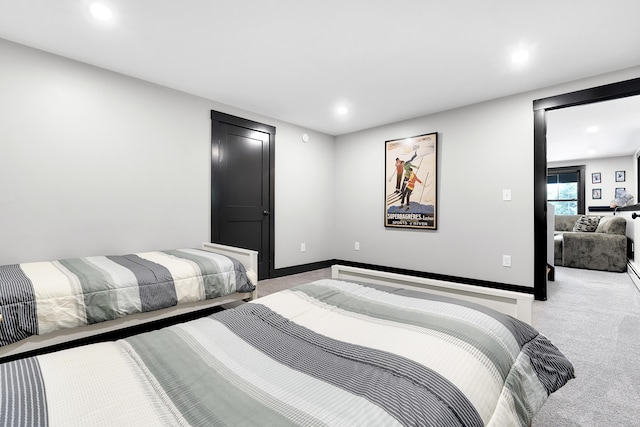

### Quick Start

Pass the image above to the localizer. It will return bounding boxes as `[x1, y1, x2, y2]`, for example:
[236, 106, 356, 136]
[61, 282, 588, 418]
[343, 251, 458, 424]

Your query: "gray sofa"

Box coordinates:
[554, 215, 627, 272]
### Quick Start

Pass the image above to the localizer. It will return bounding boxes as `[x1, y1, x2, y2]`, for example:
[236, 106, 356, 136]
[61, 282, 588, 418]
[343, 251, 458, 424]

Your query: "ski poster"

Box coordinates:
[384, 132, 437, 230]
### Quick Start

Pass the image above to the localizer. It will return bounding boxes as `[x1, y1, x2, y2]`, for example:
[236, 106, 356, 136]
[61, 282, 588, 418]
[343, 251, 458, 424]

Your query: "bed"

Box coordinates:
[0, 242, 258, 361]
[0, 265, 574, 426]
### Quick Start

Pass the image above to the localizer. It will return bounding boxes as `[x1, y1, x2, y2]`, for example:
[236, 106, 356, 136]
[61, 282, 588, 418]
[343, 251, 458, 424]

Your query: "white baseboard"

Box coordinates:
[331, 264, 533, 324]
[626, 261, 640, 293]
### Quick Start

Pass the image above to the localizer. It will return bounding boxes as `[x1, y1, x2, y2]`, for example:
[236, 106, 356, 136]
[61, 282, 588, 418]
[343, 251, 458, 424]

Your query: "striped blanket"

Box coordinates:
[0, 279, 574, 426]
[0, 248, 254, 347]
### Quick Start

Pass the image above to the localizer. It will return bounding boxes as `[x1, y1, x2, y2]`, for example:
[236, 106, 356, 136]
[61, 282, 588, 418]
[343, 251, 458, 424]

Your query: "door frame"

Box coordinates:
[533, 77, 640, 300]
[210, 110, 276, 279]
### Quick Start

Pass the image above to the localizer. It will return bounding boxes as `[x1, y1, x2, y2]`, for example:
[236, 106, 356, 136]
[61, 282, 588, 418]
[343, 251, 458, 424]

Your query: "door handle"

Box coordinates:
[262, 210, 271, 216]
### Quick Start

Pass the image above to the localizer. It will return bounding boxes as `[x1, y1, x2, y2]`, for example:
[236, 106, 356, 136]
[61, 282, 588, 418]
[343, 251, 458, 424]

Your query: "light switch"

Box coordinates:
[503, 189, 512, 201]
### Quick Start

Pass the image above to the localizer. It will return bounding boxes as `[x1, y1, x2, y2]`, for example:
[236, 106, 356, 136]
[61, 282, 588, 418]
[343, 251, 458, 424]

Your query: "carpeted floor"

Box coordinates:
[531, 267, 640, 426]
[257, 268, 332, 297]
[248, 266, 640, 426]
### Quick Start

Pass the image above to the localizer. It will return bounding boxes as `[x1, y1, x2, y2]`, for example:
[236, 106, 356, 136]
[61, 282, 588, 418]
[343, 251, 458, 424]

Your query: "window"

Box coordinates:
[547, 166, 585, 214]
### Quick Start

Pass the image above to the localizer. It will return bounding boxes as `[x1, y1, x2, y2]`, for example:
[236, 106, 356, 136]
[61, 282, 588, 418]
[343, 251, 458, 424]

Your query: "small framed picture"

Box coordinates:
[615, 170, 626, 182]
[592, 172, 601, 184]
[592, 188, 602, 199]
[615, 187, 626, 198]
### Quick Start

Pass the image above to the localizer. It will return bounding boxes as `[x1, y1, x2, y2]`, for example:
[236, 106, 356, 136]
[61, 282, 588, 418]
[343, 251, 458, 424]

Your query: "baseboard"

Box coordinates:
[627, 261, 640, 293]
[271, 259, 336, 278]
[272, 259, 535, 296]
[333, 259, 535, 296]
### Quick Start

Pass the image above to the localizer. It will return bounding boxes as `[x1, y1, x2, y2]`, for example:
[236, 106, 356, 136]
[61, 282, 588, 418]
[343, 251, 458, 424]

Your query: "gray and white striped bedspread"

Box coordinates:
[0, 248, 254, 347]
[0, 279, 574, 426]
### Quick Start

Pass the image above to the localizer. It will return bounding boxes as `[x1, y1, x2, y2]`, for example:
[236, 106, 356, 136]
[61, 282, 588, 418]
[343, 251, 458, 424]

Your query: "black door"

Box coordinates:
[211, 111, 275, 280]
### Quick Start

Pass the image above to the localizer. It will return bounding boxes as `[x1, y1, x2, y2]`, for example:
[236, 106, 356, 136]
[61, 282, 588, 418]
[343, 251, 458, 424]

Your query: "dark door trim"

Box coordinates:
[533, 77, 640, 300]
[210, 111, 276, 279]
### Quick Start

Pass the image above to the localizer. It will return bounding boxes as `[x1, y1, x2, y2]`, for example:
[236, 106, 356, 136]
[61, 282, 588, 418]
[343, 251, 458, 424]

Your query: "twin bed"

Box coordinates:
[0, 243, 258, 360]
[0, 243, 574, 426]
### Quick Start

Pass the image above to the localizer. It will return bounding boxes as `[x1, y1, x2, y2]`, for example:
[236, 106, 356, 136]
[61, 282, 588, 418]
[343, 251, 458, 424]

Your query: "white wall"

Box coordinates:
[549, 155, 636, 209]
[3, 37, 640, 289]
[334, 95, 535, 285]
[609, 152, 640, 271]
[0, 38, 335, 267]
[333, 67, 640, 288]
[273, 125, 336, 267]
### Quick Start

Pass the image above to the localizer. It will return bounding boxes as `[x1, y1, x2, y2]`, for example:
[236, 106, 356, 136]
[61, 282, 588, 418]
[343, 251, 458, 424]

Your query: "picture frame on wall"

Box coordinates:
[384, 132, 437, 230]
[616, 170, 626, 182]
[592, 172, 601, 184]
[592, 188, 601, 199]
[615, 187, 626, 198]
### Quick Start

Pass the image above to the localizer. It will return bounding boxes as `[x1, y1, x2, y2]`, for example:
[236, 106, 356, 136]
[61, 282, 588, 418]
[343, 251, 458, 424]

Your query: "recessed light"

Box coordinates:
[90, 3, 112, 21]
[586, 126, 599, 133]
[336, 106, 349, 115]
[587, 149, 597, 156]
[511, 49, 529, 64]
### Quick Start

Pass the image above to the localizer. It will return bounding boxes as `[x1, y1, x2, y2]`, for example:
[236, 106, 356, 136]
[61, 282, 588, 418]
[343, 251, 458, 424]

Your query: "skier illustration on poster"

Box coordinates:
[385, 132, 437, 229]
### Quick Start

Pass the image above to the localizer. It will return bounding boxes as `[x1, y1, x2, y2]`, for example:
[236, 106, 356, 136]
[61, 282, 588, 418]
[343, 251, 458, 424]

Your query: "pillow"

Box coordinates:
[595, 216, 613, 233]
[572, 215, 601, 232]
[595, 215, 626, 234]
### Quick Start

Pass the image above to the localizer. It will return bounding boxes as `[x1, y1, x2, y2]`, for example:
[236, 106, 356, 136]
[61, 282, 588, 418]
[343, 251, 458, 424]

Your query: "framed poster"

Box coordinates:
[592, 172, 601, 184]
[385, 132, 437, 229]
[615, 187, 626, 198]
[592, 188, 601, 199]
[615, 170, 626, 182]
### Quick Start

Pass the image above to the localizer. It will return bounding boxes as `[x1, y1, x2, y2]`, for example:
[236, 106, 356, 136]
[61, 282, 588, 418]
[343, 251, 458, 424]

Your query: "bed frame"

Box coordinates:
[331, 265, 533, 324]
[0, 242, 258, 361]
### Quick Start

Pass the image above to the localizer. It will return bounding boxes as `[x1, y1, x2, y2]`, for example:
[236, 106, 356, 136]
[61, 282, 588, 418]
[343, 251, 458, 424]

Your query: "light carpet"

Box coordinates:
[532, 267, 639, 426]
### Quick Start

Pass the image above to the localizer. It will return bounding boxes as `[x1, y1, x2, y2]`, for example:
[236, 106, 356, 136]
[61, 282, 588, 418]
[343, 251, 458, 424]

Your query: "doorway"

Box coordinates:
[533, 77, 640, 300]
[211, 111, 275, 280]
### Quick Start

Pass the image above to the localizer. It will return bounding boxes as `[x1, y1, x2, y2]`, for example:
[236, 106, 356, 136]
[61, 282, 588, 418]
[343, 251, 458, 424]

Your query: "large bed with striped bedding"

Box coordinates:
[0, 243, 257, 357]
[0, 275, 574, 426]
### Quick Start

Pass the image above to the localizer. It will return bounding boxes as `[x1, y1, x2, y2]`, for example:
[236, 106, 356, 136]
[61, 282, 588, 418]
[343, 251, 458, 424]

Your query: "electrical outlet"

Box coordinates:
[300, 243, 306, 252]
[502, 189, 512, 201]
[355, 242, 360, 251]
[502, 255, 512, 267]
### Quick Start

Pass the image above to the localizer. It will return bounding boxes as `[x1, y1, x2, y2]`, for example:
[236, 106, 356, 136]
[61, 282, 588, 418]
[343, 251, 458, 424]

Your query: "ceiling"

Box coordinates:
[547, 95, 640, 163]
[1, 1, 639, 138]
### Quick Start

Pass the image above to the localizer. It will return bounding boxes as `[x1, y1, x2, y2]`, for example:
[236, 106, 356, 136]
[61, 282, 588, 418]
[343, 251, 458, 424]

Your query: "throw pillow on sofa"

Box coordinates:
[595, 216, 614, 233]
[572, 215, 601, 232]
[595, 215, 626, 234]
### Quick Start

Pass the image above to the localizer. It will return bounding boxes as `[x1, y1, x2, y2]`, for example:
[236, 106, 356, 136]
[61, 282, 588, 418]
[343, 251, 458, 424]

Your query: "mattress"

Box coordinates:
[0, 278, 574, 426]
[0, 248, 255, 347]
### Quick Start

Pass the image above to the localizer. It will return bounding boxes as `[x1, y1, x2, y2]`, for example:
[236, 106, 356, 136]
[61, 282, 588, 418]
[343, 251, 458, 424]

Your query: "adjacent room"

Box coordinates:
[0, 1, 638, 426]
